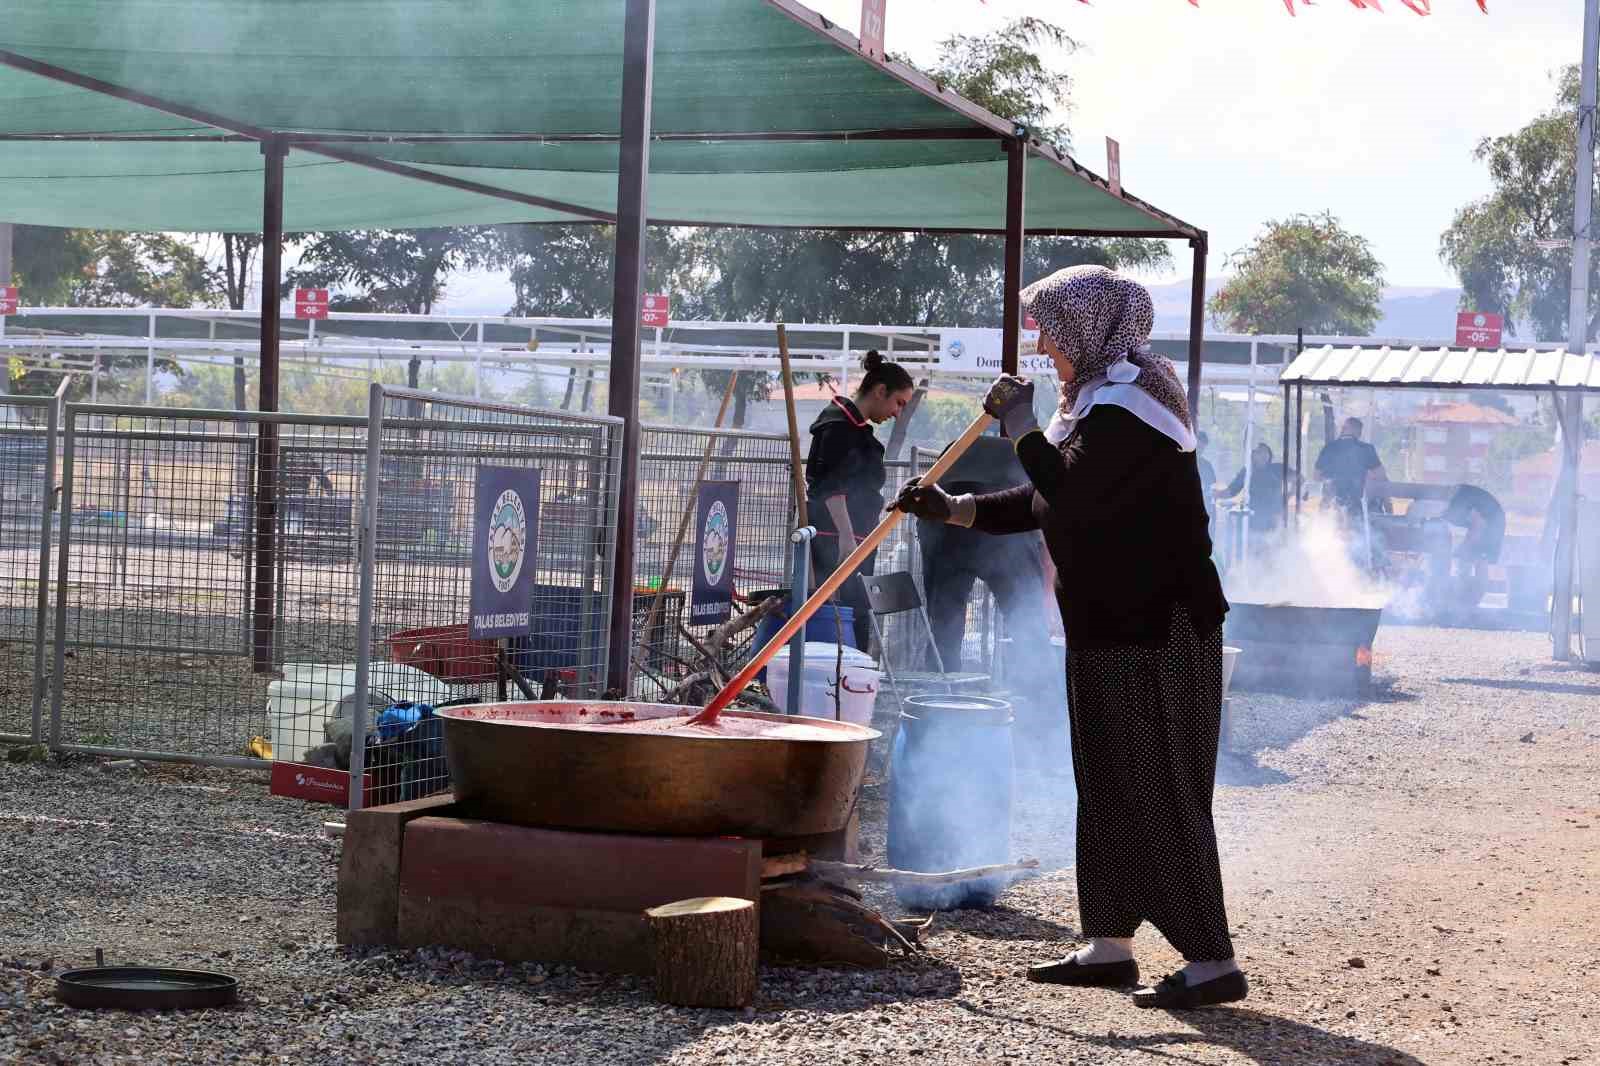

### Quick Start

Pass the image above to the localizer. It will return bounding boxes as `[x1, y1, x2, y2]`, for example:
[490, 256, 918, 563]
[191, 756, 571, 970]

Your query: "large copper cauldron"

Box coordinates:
[436, 701, 878, 837]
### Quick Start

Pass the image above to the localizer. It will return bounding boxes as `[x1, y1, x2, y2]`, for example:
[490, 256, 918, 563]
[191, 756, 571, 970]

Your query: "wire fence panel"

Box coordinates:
[630, 425, 797, 699]
[48, 406, 368, 764]
[0, 391, 62, 744]
[350, 388, 621, 808]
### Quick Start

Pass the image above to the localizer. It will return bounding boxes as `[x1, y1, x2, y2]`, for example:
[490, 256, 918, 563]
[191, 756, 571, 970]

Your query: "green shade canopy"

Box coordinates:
[0, 0, 1201, 238]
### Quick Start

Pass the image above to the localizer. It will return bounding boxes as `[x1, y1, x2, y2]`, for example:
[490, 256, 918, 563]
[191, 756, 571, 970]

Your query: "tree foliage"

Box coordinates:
[287, 228, 502, 315]
[1209, 211, 1385, 334]
[7, 227, 219, 400]
[1439, 66, 1595, 343]
[922, 17, 1077, 147]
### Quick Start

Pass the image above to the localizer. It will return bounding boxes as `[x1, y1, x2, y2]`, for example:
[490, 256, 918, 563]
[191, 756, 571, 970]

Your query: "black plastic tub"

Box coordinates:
[56, 967, 238, 1010]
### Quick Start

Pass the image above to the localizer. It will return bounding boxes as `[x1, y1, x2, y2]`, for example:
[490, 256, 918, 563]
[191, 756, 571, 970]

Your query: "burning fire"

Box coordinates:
[1355, 646, 1373, 667]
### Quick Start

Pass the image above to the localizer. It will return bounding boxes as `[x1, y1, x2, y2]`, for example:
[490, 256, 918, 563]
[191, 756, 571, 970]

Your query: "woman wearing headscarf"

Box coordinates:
[892, 266, 1243, 1009]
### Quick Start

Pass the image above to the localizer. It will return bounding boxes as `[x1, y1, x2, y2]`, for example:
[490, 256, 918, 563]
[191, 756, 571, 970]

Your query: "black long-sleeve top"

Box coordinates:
[804, 397, 886, 538]
[970, 405, 1227, 649]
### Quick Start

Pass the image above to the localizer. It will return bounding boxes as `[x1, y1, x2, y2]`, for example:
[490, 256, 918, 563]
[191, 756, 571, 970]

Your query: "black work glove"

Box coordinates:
[983, 374, 1039, 439]
[887, 476, 954, 521]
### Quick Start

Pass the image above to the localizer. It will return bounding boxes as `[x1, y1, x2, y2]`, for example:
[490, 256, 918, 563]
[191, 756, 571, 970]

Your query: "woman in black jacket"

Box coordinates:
[892, 266, 1243, 1010]
[804, 350, 914, 650]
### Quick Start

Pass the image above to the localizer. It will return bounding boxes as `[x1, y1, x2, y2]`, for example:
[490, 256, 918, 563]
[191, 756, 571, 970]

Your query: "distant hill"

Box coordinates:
[1148, 278, 1522, 343]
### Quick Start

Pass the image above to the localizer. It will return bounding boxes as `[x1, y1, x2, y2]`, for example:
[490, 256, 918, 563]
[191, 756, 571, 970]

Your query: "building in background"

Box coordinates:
[1406, 402, 1519, 485]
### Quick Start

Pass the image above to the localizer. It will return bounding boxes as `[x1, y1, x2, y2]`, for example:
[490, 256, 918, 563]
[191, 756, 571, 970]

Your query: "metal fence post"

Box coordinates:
[786, 526, 814, 715]
[48, 406, 77, 751]
[349, 383, 384, 811]
[29, 382, 66, 742]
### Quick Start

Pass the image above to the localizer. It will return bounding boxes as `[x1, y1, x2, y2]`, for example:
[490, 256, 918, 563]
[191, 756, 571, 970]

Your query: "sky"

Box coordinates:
[437, 0, 1583, 315]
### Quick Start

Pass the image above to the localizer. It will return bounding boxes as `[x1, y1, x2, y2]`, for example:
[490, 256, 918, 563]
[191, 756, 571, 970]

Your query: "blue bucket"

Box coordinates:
[749, 591, 856, 683]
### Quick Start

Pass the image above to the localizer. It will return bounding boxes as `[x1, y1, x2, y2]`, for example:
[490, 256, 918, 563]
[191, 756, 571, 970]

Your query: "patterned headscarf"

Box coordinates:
[1019, 265, 1192, 432]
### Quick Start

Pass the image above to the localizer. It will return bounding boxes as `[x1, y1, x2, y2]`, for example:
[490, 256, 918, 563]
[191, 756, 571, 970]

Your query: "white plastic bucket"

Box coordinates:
[267, 662, 452, 764]
[766, 641, 881, 727]
[1222, 646, 1242, 701]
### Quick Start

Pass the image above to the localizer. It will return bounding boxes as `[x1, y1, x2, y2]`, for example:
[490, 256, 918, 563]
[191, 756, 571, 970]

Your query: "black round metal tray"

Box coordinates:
[56, 966, 238, 1010]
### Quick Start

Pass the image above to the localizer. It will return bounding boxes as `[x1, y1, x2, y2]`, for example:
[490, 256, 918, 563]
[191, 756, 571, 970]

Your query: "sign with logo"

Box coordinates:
[939, 327, 1048, 373]
[470, 467, 542, 640]
[1455, 311, 1502, 349]
[268, 760, 373, 807]
[295, 287, 330, 320]
[1106, 137, 1122, 197]
[690, 481, 739, 626]
[860, 0, 887, 60]
[640, 292, 671, 328]
[0, 285, 17, 316]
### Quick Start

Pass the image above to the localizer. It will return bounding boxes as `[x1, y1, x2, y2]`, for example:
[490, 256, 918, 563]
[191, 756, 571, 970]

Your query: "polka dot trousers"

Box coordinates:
[1065, 603, 1236, 962]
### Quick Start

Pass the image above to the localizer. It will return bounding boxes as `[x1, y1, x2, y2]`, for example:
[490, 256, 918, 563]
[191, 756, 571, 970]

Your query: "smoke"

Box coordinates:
[1224, 509, 1392, 609]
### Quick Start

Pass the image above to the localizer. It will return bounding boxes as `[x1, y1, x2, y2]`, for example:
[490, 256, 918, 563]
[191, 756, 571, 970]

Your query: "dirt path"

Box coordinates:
[2, 626, 1596, 1065]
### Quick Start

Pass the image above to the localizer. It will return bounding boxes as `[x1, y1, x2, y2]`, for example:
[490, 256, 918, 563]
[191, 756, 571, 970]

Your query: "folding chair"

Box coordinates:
[861, 571, 989, 715]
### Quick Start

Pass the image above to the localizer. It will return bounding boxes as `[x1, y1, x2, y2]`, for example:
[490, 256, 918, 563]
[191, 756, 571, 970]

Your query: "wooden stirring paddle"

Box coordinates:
[690, 413, 994, 726]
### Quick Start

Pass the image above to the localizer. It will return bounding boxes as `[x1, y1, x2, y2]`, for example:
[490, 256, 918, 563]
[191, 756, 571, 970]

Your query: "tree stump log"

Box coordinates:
[645, 896, 759, 1009]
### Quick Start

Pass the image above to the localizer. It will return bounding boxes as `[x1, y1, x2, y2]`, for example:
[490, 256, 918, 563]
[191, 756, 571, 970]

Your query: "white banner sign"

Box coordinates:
[938, 327, 1048, 374]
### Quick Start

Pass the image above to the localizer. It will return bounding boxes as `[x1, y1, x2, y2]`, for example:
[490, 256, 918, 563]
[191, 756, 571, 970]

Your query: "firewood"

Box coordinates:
[645, 897, 758, 1009]
[759, 881, 915, 968]
[810, 857, 1039, 887]
[760, 855, 1039, 888]
[761, 852, 809, 879]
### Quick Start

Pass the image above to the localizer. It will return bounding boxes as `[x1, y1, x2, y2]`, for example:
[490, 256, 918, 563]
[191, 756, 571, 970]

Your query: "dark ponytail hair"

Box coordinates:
[857, 350, 913, 397]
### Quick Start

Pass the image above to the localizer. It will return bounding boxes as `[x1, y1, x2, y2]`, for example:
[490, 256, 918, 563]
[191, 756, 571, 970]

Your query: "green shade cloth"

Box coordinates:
[0, 0, 1200, 237]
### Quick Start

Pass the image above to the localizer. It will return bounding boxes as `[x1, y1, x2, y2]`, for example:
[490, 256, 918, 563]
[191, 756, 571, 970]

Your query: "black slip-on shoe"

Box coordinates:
[1132, 969, 1249, 1009]
[1026, 956, 1140, 987]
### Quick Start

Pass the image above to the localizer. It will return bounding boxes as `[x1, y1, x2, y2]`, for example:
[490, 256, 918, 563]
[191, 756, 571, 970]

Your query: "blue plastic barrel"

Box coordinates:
[887, 694, 1014, 910]
[749, 592, 855, 682]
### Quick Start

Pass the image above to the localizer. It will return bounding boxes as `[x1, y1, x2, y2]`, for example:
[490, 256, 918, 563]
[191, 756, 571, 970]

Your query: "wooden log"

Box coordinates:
[644, 896, 758, 1009]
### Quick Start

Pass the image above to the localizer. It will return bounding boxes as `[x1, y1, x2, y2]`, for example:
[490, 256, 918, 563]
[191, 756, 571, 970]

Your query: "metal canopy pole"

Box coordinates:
[251, 137, 286, 674]
[604, 0, 657, 696]
[1187, 237, 1208, 420]
[1281, 382, 1292, 531]
[1553, 0, 1597, 661]
[1001, 136, 1027, 378]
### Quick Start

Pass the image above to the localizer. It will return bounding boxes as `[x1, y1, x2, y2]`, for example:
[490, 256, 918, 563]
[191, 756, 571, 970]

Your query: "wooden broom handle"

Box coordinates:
[692, 413, 994, 724]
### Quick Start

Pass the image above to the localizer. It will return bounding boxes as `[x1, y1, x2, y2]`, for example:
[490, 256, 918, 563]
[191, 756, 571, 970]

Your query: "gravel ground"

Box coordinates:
[3, 625, 1598, 1065]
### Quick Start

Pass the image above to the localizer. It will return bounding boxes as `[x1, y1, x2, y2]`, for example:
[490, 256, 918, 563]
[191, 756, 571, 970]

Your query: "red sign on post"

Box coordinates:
[860, 0, 887, 61]
[1455, 311, 1502, 349]
[0, 285, 18, 315]
[294, 287, 330, 320]
[640, 293, 671, 328]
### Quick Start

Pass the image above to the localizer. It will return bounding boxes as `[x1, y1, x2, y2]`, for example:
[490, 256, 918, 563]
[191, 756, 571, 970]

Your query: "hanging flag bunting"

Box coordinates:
[1052, 0, 1483, 11]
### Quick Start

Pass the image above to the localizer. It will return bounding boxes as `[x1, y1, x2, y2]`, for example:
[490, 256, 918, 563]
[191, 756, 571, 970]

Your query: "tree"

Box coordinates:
[288, 228, 503, 316]
[1209, 212, 1385, 335]
[922, 17, 1077, 147]
[200, 232, 262, 410]
[1439, 66, 1595, 343]
[6, 229, 219, 400]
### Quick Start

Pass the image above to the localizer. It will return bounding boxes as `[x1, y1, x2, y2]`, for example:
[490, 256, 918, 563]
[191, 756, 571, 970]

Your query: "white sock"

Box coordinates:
[1070, 937, 1134, 965]
[1179, 958, 1240, 985]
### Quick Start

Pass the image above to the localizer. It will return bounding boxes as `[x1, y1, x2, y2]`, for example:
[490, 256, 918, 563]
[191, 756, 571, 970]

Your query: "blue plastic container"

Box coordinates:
[887, 694, 1014, 911]
[749, 592, 855, 683]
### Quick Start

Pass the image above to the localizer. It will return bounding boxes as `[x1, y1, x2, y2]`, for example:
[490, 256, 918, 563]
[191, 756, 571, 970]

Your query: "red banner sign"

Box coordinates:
[640, 293, 671, 328]
[1455, 311, 1502, 349]
[860, 0, 886, 60]
[0, 285, 18, 315]
[294, 287, 330, 320]
[269, 760, 372, 807]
